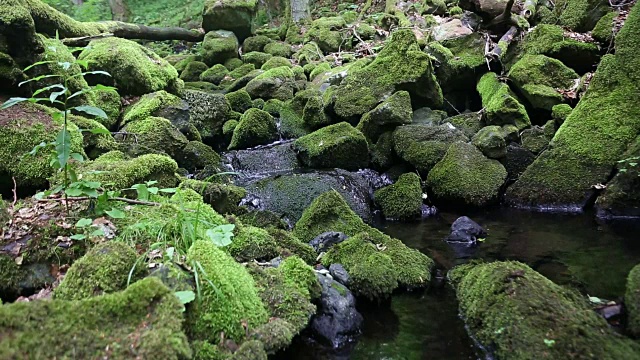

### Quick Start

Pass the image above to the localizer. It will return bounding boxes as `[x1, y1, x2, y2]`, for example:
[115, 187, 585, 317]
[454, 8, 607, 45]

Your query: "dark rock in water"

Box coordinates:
[421, 204, 438, 218]
[311, 274, 363, 348]
[329, 263, 350, 286]
[310, 232, 349, 253]
[502, 143, 536, 182]
[446, 216, 487, 244]
[222, 142, 300, 183]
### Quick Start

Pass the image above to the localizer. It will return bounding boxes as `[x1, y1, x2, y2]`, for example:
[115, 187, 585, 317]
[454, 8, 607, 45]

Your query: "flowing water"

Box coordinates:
[282, 208, 640, 360]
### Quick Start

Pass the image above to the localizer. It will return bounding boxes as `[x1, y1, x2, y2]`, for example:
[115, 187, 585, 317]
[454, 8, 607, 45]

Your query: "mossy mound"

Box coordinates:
[224, 225, 279, 261]
[425, 33, 487, 92]
[79, 37, 181, 96]
[228, 108, 278, 150]
[183, 90, 232, 143]
[202, 0, 257, 41]
[626, 263, 640, 337]
[267, 229, 316, 265]
[521, 121, 554, 154]
[120, 116, 189, 158]
[0, 278, 191, 359]
[552, 103, 573, 125]
[592, 11, 618, 43]
[121, 90, 188, 130]
[371, 131, 397, 171]
[450, 261, 640, 359]
[186, 240, 269, 343]
[225, 89, 253, 113]
[477, 72, 530, 130]
[201, 30, 240, 66]
[54, 242, 138, 301]
[293, 122, 369, 170]
[374, 172, 423, 220]
[357, 90, 413, 142]
[200, 64, 229, 85]
[243, 35, 273, 53]
[427, 142, 507, 207]
[246, 66, 297, 101]
[261, 56, 292, 71]
[443, 112, 483, 138]
[180, 61, 209, 82]
[177, 141, 222, 172]
[242, 51, 272, 69]
[280, 255, 322, 299]
[540, 0, 609, 32]
[263, 42, 293, 58]
[179, 179, 245, 215]
[471, 125, 507, 159]
[302, 95, 332, 130]
[329, 29, 443, 121]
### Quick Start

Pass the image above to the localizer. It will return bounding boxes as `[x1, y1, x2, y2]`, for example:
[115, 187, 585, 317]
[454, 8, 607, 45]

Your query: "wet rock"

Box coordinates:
[446, 216, 487, 243]
[311, 274, 363, 348]
[412, 107, 448, 125]
[441, 112, 483, 138]
[202, 0, 256, 41]
[501, 143, 536, 181]
[329, 264, 350, 286]
[223, 142, 301, 182]
[310, 232, 349, 253]
[521, 121, 555, 154]
[472, 125, 507, 159]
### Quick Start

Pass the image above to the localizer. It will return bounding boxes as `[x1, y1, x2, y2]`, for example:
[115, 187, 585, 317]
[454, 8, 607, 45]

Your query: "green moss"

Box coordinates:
[374, 172, 422, 220]
[471, 125, 507, 159]
[626, 263, 640, 336]
[292, 65, 306, 81]
[179, 61, 208, 82]
[243, 35, 273, 53]
[227, 63, 256, 81]
[183, 90, 232, 143]
[546, 0, 609, 31]
[444, 112, 483, 138]
[224, 58, 244, 71]
[121, 116, 188, 158]
[450, 261, 640, 359]
[230, 340, 267, 359]
[263, 42, 293, 57]
[223, 119, 239, 136]
[179, 179, 246, 215]
[242, 51, 272, 68]
[293, 122, 369, 170]
[228, 108, 278, 150]
[54, 242, 138, 300]
[293, 42, 324, 65]
[280, 256, 321, 299]
[79, 37, 180, 96]
[224, 225, 279, 261]
[261, 56, 292, 70]
[250, 318, 294, 354]
[192, 341, 230, 360]
[592, 11, 617, 43]
[551, 103, 572, 125]
[305, 16, 347, 53]
[173, 56, 198, 73]
[427, 142, 507, 207]
[186, 240, 269, 342]
[309, 62, 331, 80]
[521, 124, 553, 154]
[0, 277, 191, 359]
[357, 90, 412, 142]
[225, 89, 253, 113]
[448, 5, 462, 15]
[425, 33, 486, 92]
[70, 115, 118, 159]
[371, 131, 396, 171]
[201, 30, 240, 66]
[122, 90, 183, 126]
[177, 141, 221, 172]
[201, 0, 257, 40]
[477, 72, 530, 130]
[200, 64, 229, 85]
[267, 229, 316, 265]
[302, 95, 331, 130]
[245, 66, 297, 101]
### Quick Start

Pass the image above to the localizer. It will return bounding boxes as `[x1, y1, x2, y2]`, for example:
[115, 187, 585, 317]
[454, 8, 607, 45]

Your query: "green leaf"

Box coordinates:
[87, 127, 111, 135]
[83, 188, 99, 198]
[174, 290, 196, 308]
[159, 188, 177, 193]
[65, 188, 84, 197]
[84, 181, 102, 189]
[32, 84, 65, 97]
[70, 153, 84, 162]
[55, 129, 72, 168]
[148, 187, 159, 195]
[80, 70, 111, 77]
[75, 59, 90, 70]
[106, 208, 126, 219]
[19, 74, 63, 86]
[70, 234, 87, 240]
[620, 168, 628, 173]
[75, 218, 93, 228]
[543, 339, 555, 348]
[28, 142, 48, 156]
[23, 60, 57, 72]
[73, 105, 108, 119]
[91, 228, 105, 237]
[1, 97, 29, 109]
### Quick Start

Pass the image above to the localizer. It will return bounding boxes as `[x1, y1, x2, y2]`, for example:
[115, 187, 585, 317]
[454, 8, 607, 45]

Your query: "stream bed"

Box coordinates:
[282, 208, 640, 360]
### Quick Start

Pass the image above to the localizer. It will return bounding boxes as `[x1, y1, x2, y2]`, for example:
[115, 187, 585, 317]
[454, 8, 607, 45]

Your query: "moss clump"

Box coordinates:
[241, 51, 272, 69]
[427, 142, 507, 207]
[192, 341, 230, 360]
[521, 122, 554, 154]
[267, 229, 316, 265]
[261, 56, 292, 71]
[201, 0, 257, 40]
[250, 319, 294, 354]
[471, 125, 507, 159]
[371, 131, 397, 171]
[425, 33, 487, 92]
[263, 42, 292, 58]
[293, 42, 324, 65]
[183, 90, 232, 143]
[179, 179, 246, 214]
[120, 116, 188, 158]
[201, 30, 239, 66]
[357, 90, 413, 142]
[305, 17, 347, 53]
[177, 141, 221, 172]
[179, 61, 209, 82]
[551, 103, 572, 125]
[231, 340, 267, 359]
[0, 103, 84, 189]
[477, 72, 530, 130]
[228, 108, 278, 150]
[302, 95, 331, 130]
[445, 112, 483, 138]
[54, 242, 138, 301]
[245, 66, 297, 101]
[0, 278, 191, 359]
[330, 29, 442, 121]
[224, 57, 244, 71]
[542, 0, 609, 32]
[280, 256, 322, 299]
[309, 62, 331, 80]
[592, 11, 618, 43]
[224, 225, 279, 261]
[186, 240, 269, 342]
[626, 263, 640, 336]
[293, 122, 369, 170]
[200, 64, 229, 85]
[122, 90, 184, 126]
[225, 89, 253, 113]
[227, 63, 256, 80]
[374, 172, 422, 220]
[79, 37, 180, 96]
[243, 35, 273, 53]
[450, 261, 640, 359]
[70, 115, 118, 159]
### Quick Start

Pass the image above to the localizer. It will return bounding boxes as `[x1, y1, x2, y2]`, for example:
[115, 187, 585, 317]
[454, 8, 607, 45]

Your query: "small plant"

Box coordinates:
[124, 180, 176, 201]
[618, 156, 640, 175]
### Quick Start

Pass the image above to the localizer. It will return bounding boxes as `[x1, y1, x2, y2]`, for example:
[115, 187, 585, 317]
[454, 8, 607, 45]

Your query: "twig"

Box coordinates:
[11, 177, 17, 209]
[444, 97, 462, 115]
[38, 196, 161, 206]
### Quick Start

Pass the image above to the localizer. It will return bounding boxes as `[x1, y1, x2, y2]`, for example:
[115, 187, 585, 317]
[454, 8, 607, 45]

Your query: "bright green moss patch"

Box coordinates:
[477, 72, 530, 130]
[374, 172, 422, 220]
[305, 16, 347, 53]
[243, 35, 273, 53]
[225, 89, 253, 113]
[228, 108, 278, 150]
[0, 277, 192, 359]
[471, 125, 507, 159]
[201, 30, 239, 66]
[54, 242, 138, 301]
[261, 56, 292, 70]
[592, 11, 618, 43]
[450, 261, 640, 359]
[224, 225, 279, 261]
[309, 62, 331, 80]
[280, 256, 321, 299]
[357, 90, 412, 142]
[264, 42, 293, 58]
[179, 60, 209, 82]
[246, 66, 297, 101]
[242, 51, 273, 68]
[200, 64, 229, 85]
[186, 240, 269, 343]
[267, 229, 316, 265]
[293, 122, 369, 170]
[121, 116, 189, 158]
[122, 90, 183, 126]
[425, 33, 487, 92]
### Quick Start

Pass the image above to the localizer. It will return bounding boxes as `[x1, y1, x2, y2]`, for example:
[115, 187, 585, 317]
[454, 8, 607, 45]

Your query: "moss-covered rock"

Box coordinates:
[54, 242, 137, 301]
[425, 33, 487, 92]
[250, 318, 294, 355]
[260, 56, 292, 70]
[200, 64, 229, 85]
[177, 141, 221, 172]
[443, 112, 484, 138]
[280, 255, 322, 299]
[472, 125, 507, 159]
[241, 51, 271, 69]
[0, 277, 191, 359]
[0, 103, 84, 190]
[371, 131, 397, 171]
[374, 172, 422, 220]
[70, 115, 118, 159]
[540, 0, 609, 32]
[393, 123, 468, 175]
[228, 108, 278, 150]
[293, 42, 324, 65]
[521, 121, 555, 154]
[243, 35, 273, 53]
[186, 240, 269, 343]
[592, 11, 618, 43]
[626, 263, 640, 337]
[305, 17, 347, 53]
[552, 103, 572, 125]
[450, 261, 640, 359]
[267, 229, 316, 265]
[508, 54, 578, 110]
[179, 179, 245, 214]
[302, 95, 331, 130]
[122, 90, 187, 128]
[308, 62, 331, 81]
[506, 4, 640, 210]
[202, 30, 239, 66]
[245, 66, 297, 101]
[183, 89, 232, 144]
[224, 225, 279, 261]
[202, 0, 257, 41]
[79, 37, 181, 96]
[119, 116, 188, 158]
[595, 135, 640, 218]
[330, 29, 442, 121]
[356, 90, 413, 142]
[227, 63, 257, 80]
[225, 89, 253, 113]
[263, 41, 293, 58]
[427, 142, 507, 207]
[179, 61, 209, 82]
[293, 122, 369, 170]
[477, 72, 530, 130]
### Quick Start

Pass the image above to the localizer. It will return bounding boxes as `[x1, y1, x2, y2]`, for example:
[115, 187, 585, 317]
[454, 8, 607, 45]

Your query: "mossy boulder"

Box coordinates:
[202, 0, 257, 41]
[425, 33, 487, 92]
[308, 62, 331, 81]
[371, 131, 397, 171]
[374, 172, 423, 220]
[120, 116, 189, 158]
[552, 103, 572, 125]
[199, 64, 229, 85]
[293, 122, 369, 170]
[179, 61, 209, 82]
[0, 278, 191, 359]
[122, 90, 187, 128]
[443, 112, 484, 138]
[305, 17, 347, 53]
[450, 261, 640, 359]
[182, 89, 232, 143]
[186, 240, 268, 343]
[79, 37, 181, 96]
[225, 89, 253, 113]
[267, 229, 316, 265]
[393, 123, 468, 175]
[228, 108, 278, 150]
[54, 242, 138, 301]
[280, 256, 322, 299]
[261, 56, 292, 71]
[177, 141, 222, 172]
[472, 125, 507, 159]
[356, 90, 413, 142]
[595, 136, 640, 218]
[592, 11, 618, 43]
[427, 142, 507, 207]
[243, 35, 273, 53]
[179, 179, 245, 214]
[293, 42, 324, 66]
[0, 103, 84, 190]
[302, 95, 331, 130]
[263, 42, 293, 58]
[506, 4, 640, 210]
[508, 55, 578, 110]
[201, 30, 240, 66]
[329, 29, 443, 121]
[626, 263, 640, 337]
[245, 66, 297, 101]
[242, 51, 273, 68]
[477, 72, 530, 130]
[521, 121, 555, 154]
[224, 225, 279, 261]
[540, 0, 609, 32]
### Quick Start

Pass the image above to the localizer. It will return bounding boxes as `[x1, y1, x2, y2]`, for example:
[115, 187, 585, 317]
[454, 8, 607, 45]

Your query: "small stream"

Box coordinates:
[282, 208, 640, 359]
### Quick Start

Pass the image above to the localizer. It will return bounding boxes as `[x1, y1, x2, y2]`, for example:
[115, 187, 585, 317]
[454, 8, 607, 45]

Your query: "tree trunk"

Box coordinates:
[108, 0, 130, 22]
[290, 0, 310, 22]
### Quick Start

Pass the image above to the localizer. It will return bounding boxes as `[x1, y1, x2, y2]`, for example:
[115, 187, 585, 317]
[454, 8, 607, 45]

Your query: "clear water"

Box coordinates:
[281, 208, 640, 360]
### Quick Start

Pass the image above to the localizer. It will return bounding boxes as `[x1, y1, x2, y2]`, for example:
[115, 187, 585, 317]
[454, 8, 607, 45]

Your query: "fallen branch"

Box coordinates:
[486, 26, 519, 63]
[38, 196, 161, 206]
